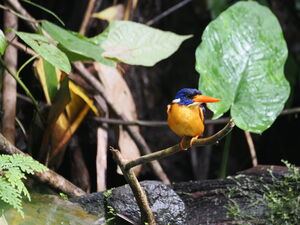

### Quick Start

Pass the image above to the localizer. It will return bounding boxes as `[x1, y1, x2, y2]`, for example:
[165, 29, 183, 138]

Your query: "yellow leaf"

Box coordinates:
[34, 58, 51, 103]
[51, 105, 90, 160]
[69, 81, 99, 116]
[34, 58, 61, 103]
[92, 4, 124, 21]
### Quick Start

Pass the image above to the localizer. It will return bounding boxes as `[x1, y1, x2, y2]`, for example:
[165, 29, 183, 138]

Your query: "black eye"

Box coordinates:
[187, 94, 193, 99]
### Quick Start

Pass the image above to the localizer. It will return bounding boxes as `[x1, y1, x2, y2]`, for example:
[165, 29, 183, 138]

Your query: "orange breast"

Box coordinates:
[167, 104, 204, 137]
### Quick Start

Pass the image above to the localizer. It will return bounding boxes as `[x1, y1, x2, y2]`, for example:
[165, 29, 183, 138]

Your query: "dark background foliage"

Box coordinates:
[1, 0, 300, 191]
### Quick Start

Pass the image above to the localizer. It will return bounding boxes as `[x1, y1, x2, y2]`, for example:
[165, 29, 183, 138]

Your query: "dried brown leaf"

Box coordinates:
[94, 62, 141, 175]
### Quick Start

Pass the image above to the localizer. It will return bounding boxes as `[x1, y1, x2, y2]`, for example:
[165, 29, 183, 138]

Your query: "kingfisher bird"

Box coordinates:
[167, 88, 221, 150]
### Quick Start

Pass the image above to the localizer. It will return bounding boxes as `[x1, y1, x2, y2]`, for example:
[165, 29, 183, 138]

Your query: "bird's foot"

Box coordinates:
[179, 136, 188, 150]
[190, 136, 199, 147]
[179, 136, 199, 150]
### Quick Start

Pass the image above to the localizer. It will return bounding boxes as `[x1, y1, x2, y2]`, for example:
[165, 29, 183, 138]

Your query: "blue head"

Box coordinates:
[173, 88, 203, 106]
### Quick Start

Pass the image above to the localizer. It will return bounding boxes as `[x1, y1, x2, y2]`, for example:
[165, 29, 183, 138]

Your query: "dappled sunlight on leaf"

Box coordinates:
[100, 20, 192, 66]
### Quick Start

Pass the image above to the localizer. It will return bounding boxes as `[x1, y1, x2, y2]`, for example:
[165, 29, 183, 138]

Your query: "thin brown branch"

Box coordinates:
[124, 0, 134, 20]
[110, 147, 156, 225]
[244, 131, 258, 167]
[73, 62, 171, 184]
[4, 0, 38, 31]
[0, 133, 86, 197]
[94, 106, 300, 127]
[146, 0, 193, 26]
[94, 116, 229, 126]
[281, 107, 300, 115]
[125, 119, 235, 170]
[79, 0, 96, 35]
[9, 40, 36, 56]
[2, 8, 18, 144]
[0, 4, 37, 24]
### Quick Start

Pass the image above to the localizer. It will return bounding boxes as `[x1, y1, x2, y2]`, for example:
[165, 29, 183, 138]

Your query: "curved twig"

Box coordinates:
[146, 0, 193, 26]
[125, 119, 235, 170]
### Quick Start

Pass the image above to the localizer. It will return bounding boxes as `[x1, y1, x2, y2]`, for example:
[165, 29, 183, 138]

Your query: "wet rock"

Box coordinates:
[107, 180, 187, 225]
[70, 192, 105, 217]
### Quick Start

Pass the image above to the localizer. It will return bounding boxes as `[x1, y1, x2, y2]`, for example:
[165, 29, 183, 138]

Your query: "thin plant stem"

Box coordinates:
[0, 4, 37, 24]
[146, 0, 193, 25]
[4, 0, 38, 31]
[218, 131, 232, 178]
[79, 0, 96, 35]
[0, 57, 40, 114]
[16, 55, 37, 76]
[244, 131, 258, 167]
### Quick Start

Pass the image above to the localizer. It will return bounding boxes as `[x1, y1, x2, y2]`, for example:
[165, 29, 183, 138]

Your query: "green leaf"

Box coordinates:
[0, 30, 7, 55]
[99, 20, 192, 66]
[16, 32, 71, 73]
[195, 1, 290, 133]
[42, 21, 115, 66]
[43, 59, 59, 101]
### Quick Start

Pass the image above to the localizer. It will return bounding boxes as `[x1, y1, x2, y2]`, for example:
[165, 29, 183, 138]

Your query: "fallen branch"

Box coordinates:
[0, 133, 86, 197]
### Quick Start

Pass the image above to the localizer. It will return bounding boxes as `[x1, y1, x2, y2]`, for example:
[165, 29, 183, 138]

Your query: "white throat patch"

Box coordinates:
[172, 98, 180, 103]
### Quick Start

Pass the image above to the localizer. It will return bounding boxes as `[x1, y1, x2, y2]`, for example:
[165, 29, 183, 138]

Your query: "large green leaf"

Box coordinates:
[16, 32, 71, 73]
[0, 30, 7, 55]
[42, 21, 115, 66]
[195, 1, 290, 133]
[98, 20, 192, 66]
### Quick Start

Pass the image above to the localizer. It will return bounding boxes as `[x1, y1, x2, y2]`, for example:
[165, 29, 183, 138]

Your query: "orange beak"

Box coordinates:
[193, 95, 221, 103]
